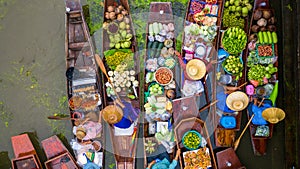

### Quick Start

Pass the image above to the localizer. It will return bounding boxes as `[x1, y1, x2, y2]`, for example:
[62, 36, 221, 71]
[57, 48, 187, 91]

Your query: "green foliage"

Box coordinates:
[84, 0, 104, 35]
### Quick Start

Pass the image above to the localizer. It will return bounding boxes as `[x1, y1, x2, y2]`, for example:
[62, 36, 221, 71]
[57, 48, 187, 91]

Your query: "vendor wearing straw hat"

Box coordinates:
[174, 51, 217, 81]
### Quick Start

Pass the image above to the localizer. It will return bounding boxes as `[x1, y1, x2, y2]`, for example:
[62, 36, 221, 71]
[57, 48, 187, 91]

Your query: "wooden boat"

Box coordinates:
[65, 0, 104, 166]
[244, 0, 277, 156]
[41, 135, 79, 169]
[174, 117, 217, 169]
[102, 0, 140, 168]
[216, 148, 246, 169]
[180, 0, 224, 105]
[142, 2, 179, 168]
[213, 0, 255, 147]
[11, 133, 42, 169]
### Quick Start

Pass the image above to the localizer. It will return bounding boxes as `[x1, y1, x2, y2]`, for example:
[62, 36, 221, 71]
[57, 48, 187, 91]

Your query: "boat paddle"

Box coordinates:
[233, 114, 255, 151]
[47, 116, 77, 120]
[94, 54, 124, 108]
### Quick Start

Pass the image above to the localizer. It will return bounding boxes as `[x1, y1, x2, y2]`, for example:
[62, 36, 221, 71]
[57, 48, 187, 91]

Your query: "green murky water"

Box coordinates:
[0, 0, 287, 169]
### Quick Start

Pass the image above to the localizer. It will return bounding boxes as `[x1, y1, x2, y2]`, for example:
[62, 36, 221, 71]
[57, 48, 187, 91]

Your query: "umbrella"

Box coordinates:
[262, 107, 285, 124]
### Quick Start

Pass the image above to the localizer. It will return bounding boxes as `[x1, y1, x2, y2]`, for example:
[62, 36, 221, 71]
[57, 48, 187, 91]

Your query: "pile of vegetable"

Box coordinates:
[247, 64, 277, 85]
[222, 56, 243, 76]
[222, 8, 245, 28]
[104, 49, 134, 70]
[144, 21, 176, 122]
[182, 131, 202, 150]
[221, 27, 247, 55]
[103, 5, 133, 49]
[147, 22, 175, 59]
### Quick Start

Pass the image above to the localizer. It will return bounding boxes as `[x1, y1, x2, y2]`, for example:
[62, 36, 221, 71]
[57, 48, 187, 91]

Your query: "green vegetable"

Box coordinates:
[149, 24, 153, 36]
[267, 31, 272, 44]
[262, 32, 268, 44]
[258, 32, 263, 43]
[222, 27, 247, 55]
[272, 32, 278, 43]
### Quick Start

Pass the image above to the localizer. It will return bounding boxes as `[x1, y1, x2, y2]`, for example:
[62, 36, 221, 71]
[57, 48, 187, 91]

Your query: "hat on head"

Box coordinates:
[186, 59, 206, 80]
[76, 126, 86, 140]
[102, 105, 123, 124]
[226, 91, 249, 111]
[262, 107, 285, 124]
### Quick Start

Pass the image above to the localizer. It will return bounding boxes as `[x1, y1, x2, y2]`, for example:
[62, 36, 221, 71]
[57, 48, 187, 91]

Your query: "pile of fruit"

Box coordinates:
[224, 0, 253, 17]
[182, 131, 202, 150]
[222, 56, 243, 76]
[222, 27, 247, 55]
[148, 83, 164, 96]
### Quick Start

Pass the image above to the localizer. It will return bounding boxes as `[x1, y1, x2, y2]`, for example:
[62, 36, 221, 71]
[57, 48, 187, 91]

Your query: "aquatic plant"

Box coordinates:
[0, 101, 13, 127]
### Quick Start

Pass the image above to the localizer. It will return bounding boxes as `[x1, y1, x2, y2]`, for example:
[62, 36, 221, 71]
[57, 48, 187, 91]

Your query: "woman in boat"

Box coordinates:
[146, 148, 181, 169]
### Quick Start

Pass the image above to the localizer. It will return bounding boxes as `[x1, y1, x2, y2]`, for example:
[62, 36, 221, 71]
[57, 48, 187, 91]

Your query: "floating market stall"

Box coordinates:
[101, 0, 140, 168]
[214, 0, 254, 147]
[244, 0, 285, 156]
[64, 0, 104, 167]
[143, 2, 179, 169]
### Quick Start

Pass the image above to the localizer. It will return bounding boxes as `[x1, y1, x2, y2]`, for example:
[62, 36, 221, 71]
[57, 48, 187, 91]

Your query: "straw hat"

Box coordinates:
[76, 126, 86, 140]
[262, 107, 285, 124]
[102, 105, 123, 124]
[226, 91, 249, 111]
[186, 59, 206, 80]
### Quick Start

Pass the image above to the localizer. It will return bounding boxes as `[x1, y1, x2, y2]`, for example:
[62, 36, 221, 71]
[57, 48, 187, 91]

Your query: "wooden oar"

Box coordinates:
[94, 54, 124, 108]
[47, 116, 77, 120]
[199, 100, 218, 113]
[233, 114, 255, 151]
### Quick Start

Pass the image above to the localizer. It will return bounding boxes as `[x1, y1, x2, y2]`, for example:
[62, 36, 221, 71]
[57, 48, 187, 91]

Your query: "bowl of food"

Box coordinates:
[69, 95, 83, 110]
[154, 67, 173, 86]
[182, 130, 202, 150]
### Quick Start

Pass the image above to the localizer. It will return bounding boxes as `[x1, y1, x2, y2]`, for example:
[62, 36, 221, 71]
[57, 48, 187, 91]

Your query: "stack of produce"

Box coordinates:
[246, 9, 278, 86]
[222, 0, 253, 28]
[103, 5, 133, 49]
[221, 27, 247, 55]
[144, 21, 176, 123]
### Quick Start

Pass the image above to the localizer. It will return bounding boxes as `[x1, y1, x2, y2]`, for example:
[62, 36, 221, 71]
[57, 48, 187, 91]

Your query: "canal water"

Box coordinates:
[0, 0, 288, 169]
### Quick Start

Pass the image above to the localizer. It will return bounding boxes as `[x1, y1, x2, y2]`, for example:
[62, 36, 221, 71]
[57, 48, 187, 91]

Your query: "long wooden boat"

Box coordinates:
[216, 148, 246, 169]
[42, 135, 79, 169]
[174, 117, 217, 169]
[180, 0, 224, 105]
[11, 133, 42, 169]
[142, 2, 179, 168]
[213, 0, 255, 147]
[102, 0, 140, 168]
[65, 0, 104, 167]
[244, 0, 278, 156]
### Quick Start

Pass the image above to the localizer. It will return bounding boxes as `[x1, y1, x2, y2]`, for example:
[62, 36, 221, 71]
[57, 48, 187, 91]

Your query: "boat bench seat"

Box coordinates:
[69, 42, 86, 50]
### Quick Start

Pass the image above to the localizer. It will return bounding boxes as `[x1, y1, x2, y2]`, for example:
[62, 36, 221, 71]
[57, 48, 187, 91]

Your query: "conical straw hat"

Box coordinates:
[102, 105, 123, 124]
[76, 126, 86, 140]
[262, 107, 285, 124]
[186, 59, 206, 80]
[226, 91, 249, 111]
